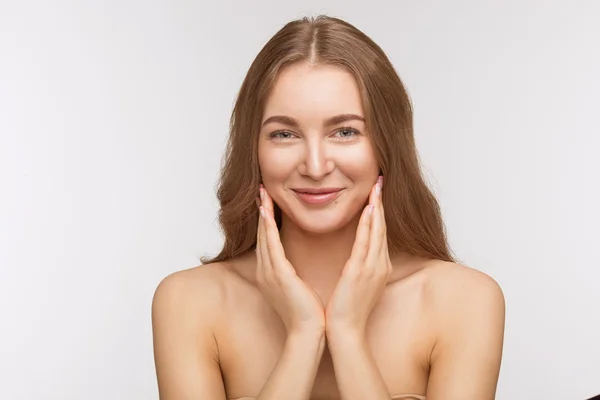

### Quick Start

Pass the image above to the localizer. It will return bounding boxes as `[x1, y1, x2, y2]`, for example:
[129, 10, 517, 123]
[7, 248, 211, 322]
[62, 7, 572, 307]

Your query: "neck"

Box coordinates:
[278, 213, 362, 304]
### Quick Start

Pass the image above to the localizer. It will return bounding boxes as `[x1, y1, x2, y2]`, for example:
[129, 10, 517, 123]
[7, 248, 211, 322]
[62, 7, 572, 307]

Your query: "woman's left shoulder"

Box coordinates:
[422, 260, 505, 321]
[417, 260, 505, 391]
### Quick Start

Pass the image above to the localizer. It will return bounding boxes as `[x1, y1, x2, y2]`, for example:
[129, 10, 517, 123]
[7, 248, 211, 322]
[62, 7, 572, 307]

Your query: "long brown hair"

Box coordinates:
[201, 15, 456, 264]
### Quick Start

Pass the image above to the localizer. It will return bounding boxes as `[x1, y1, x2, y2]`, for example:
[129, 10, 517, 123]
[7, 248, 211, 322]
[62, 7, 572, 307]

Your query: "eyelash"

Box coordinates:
[268, 126, 360, 141]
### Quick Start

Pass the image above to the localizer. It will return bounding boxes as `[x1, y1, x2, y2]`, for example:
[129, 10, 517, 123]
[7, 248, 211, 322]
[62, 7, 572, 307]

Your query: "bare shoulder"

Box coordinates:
[151, 262, 234, 399]
[421, 260, 506, 398]
[152, 263, 229, 317]
[152, 250, 260, 330]
[421, 260, 504, 312]
[151, 264, 229, 348]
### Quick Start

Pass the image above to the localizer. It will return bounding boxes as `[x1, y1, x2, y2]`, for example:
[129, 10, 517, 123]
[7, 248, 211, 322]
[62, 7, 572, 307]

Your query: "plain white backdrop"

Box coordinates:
[1, 1, 599, 399]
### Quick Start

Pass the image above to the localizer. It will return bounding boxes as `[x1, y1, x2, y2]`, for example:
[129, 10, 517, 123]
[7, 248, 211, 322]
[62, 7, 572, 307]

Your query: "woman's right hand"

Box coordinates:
[255, 185, 326, 337]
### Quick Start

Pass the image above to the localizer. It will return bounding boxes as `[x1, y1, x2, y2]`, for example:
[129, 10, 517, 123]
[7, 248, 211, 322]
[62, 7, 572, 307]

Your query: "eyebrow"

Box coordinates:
[261, 113, 365, 128]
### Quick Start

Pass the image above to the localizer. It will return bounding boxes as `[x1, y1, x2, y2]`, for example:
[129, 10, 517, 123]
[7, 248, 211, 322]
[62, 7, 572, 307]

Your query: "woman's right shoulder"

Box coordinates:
[152, 262, 231, 320]
[152, 263, 239, 398]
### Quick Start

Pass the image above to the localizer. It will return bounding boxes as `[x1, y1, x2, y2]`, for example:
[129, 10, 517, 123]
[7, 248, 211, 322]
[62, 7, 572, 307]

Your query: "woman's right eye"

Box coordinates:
[268, 131, 295, 140]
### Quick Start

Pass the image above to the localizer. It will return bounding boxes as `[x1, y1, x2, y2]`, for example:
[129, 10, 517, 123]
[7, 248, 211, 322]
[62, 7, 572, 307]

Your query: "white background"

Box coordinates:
[1, 1, 599, 399]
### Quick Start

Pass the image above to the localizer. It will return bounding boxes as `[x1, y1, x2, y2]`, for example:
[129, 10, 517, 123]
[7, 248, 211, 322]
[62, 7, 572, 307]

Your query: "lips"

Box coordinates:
[292, 188, 343, 205]
[293, 188, 342, 194]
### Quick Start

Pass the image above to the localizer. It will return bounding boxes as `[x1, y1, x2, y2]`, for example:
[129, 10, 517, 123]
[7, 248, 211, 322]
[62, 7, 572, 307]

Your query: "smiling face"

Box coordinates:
[257, 62, 380, 234]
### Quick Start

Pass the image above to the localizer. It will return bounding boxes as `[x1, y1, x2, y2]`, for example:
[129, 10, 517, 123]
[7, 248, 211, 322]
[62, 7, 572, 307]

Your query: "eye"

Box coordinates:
[334, 127, 360, 140]
[268, 130, 297, 140]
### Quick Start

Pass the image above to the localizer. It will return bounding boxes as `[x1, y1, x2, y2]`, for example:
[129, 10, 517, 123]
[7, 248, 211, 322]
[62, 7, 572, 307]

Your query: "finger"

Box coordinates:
[255, 195, 261, 250]
[373, 175, 385, 238]
[255, 195, 261, 252]
[259, 186, 279, 258]
[257, 188, 268, 266]
[348, 202, 373, 265]
[258, 206, 273, 278]
[258, 188, 274, 280]
[261, 184, 275, 216]
[255, 203, 265, 278]
[367, 179, 385, 266]
[369, 181, 379, 208]
[378, 176, 388, 252]
[375, 176, 385, 239]
[348, 178, 379, 265]
[262, 206, 294, 278]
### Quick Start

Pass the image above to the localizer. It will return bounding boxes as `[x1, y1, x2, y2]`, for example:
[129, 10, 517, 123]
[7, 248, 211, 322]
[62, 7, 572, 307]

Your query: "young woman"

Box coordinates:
[152, 15, 505, 400]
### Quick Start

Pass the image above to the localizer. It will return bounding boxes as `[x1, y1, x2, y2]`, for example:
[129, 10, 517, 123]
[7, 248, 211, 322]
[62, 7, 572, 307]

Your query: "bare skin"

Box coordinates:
[152, 62, 505, 399]
[152, 242, 504, 399]
[152, 183, 504, 399]
[217, 250, 436, 399]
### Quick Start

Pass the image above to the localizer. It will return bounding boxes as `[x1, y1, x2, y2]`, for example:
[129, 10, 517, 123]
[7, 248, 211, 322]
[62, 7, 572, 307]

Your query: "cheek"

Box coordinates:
[333, 144, 379, 177]
[258, 147, 298, 182]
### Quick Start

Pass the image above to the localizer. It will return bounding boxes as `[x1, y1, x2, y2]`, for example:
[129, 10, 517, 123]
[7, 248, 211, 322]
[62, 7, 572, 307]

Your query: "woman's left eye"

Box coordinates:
[334, 127, 359, 140]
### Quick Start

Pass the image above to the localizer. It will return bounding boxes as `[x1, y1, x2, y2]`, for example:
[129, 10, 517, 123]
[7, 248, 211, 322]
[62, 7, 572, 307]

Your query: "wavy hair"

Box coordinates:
[201, 15, 456, 264]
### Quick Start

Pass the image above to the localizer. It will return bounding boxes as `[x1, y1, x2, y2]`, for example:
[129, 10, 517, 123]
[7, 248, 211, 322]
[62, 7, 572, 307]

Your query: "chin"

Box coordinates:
[298, 220, 342, 234]
[285, 206, 360, 235]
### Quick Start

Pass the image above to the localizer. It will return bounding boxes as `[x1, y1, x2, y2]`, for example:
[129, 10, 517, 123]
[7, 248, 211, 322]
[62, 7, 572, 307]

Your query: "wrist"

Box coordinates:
[287, 328, 326, 346]
[325, 320, 363, 338]
[285, 329, 327, 359]
[325, 324, 366, 347]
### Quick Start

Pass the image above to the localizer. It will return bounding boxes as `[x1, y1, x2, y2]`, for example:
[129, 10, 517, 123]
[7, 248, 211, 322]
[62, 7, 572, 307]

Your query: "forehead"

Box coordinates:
[262, 62, 364, 122]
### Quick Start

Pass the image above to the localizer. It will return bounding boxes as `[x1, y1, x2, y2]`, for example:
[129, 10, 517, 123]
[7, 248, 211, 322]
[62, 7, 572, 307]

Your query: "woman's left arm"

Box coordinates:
[324, 175, 505, 399]
[324, 176, 396, 400]
[326, 326, 392, 400]
[425, 271, 505, 399]
[326, 272, 505, 400]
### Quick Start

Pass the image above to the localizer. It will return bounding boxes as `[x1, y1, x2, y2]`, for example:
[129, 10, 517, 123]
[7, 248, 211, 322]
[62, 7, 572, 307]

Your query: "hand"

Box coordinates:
[325, 176, 391, 336]
[255, 185, 326, 336]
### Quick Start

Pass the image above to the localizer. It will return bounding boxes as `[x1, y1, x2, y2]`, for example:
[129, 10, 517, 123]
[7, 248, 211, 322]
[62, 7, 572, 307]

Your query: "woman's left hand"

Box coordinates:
[325, 176, 392, 337]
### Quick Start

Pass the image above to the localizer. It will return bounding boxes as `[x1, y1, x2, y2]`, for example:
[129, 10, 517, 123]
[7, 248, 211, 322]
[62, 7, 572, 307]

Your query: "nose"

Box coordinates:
[297, 138, 334, 180]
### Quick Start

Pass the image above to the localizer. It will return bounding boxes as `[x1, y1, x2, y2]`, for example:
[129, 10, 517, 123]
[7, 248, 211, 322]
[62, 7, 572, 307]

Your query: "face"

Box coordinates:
[258, 62, 380, 234]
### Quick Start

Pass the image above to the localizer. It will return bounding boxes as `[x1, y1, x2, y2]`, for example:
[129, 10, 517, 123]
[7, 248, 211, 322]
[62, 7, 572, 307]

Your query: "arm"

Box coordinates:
[426, 269, 506, 399]
[152, 268, 326, 400]
[255, 330, 326, 400]
[326, 327, 391, 400]
[326, 267, 505, 400]
[324, 176, 393, 399]
[253, 189, 328, 399]
[152, 269, 226, 400]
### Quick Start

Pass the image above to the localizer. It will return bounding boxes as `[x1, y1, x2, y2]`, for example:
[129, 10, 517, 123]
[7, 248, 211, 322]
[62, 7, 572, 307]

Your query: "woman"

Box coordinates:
[152, 15, 505, 400]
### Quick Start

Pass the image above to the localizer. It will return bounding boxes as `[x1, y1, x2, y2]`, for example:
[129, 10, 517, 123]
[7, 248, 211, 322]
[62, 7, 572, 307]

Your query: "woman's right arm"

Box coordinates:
[152, 269, 326, 400]
[255, 330, 326, 399]
[153, 187, 325, 399]
[152, 270, 227, 399]
[252, 186, 329, 399]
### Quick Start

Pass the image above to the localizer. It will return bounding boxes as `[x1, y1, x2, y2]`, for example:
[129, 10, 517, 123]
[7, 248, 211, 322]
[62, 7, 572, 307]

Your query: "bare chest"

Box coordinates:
[216, 280, 432, 399]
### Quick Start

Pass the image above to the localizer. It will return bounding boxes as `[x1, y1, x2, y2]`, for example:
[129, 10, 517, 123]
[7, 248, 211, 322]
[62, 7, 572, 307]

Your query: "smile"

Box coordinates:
[292, 188, 343, 205]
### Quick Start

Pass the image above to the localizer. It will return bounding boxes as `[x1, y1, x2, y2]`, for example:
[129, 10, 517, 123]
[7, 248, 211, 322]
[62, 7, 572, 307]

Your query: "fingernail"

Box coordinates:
[377, 175, 384, 196]
[259, 187, 264, 200]
[375, 183, 381, 197]
[259, 206, 266, 218]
